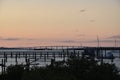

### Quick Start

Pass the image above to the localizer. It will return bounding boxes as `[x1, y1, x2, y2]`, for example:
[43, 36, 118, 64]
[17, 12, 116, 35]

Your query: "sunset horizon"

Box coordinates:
[0, 0, 120, 47]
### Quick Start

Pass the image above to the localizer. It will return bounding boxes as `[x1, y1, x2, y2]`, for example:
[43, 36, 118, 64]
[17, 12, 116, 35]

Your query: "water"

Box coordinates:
[0, 49, 120, 72]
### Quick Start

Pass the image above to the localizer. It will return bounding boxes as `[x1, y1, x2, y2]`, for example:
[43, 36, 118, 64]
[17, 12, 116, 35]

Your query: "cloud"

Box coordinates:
[0, 36, 119, 45]
[0, 37, 53, 42]
[97, 39, 115, 43]
[80, 9, 86, 12]
[0, 37, 21, 41]
[108, 35, 120, 39]
[89, 19, 95, 22]
[0, 36, 35, 41]
[56, 39, 117, 44]
[59, 40, 76, 43]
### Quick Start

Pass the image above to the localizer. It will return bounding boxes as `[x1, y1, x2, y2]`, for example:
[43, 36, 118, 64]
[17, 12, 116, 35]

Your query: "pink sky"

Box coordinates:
[0, 0, 120, 47]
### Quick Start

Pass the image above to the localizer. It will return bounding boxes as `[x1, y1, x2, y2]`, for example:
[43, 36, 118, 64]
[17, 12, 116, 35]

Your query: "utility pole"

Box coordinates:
[97, 35, 100, 47]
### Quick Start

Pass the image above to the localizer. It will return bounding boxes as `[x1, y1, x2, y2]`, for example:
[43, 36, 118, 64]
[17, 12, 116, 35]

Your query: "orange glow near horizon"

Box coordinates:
[0, 0, 120, 47]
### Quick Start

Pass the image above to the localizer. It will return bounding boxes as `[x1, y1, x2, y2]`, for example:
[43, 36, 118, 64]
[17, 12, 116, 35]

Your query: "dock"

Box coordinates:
[0, 46, 120, 74]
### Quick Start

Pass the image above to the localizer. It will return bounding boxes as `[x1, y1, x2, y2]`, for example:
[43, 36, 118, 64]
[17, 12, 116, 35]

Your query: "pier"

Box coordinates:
[0, 46, 120, 74]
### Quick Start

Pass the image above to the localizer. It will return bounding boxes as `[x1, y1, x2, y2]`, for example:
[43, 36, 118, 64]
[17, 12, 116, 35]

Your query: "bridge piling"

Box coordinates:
[0, 46, 120, 67]
[53, 52, 55, 61]
[44, 54, 46, 62]
[15, 54, 18, 65]
[35, 53, 37, 61]
[47, 52, 49, 59]
[1, 59, 4, 74]
[18, 52, 21, 58]
[119, 50, 120, 58]
[10, 52, 13, 58]
[105, 50, 107, 58]
[25, 53, 28, 64]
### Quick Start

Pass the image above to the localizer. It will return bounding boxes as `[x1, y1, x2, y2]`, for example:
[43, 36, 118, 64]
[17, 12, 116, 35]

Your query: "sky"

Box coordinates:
[0, 0, 120, 47]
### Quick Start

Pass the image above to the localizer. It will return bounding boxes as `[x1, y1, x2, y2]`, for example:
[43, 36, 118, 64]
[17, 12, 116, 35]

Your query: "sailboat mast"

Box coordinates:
[97, 36, 100, 47]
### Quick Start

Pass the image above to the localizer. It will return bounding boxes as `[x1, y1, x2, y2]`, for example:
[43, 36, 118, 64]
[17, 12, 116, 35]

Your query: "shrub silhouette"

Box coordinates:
[0, 57, 120, 80]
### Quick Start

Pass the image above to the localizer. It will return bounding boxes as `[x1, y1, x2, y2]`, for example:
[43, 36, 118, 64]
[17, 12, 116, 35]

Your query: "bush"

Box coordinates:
[0, 58, 120, 80]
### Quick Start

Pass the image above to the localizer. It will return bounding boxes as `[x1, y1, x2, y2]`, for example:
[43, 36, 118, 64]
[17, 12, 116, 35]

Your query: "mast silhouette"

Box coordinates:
[97, 35, 100, 47]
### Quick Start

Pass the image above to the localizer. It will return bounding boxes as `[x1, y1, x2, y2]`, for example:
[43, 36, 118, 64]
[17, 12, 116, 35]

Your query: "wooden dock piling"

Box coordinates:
[0, 46, 120, 67]
[15, 54, 18, 65]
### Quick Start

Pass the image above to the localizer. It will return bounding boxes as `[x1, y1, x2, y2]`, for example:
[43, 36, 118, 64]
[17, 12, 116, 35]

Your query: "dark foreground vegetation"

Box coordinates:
[0, 57, 120, 80]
